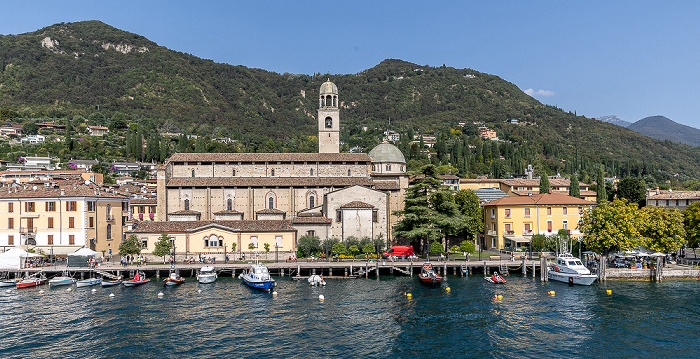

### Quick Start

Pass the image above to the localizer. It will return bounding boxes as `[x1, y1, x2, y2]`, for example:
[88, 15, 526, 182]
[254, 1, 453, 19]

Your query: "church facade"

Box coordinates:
[141, 80, 407, 258]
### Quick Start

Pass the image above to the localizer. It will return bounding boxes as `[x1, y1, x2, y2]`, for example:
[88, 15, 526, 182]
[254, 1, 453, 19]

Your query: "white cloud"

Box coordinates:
[524, 88, 556, 97]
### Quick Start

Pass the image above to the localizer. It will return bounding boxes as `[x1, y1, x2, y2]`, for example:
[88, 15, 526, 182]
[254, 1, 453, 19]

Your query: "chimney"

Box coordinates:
[60, 189, 65, 196]
[656, 187, 660, 195]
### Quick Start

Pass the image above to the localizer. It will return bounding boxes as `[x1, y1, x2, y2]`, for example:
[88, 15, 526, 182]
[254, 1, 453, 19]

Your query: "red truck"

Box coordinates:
[382, 246, 414, 259]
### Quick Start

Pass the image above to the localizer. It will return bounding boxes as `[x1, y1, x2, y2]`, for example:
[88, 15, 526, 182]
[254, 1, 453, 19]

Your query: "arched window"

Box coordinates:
[325, 117, 333, 128]
[386, 164, 392, 171]
[268, 196, 274, 209]
[191, 169, 195, 177]
[310, 168, 314, 176]
[106, 224, 112, 240]
[106, 204, 111, 220]
[347, 169, 351, 176]
[309, 195, 315, 208]
[232, 169, 236, 176]
[271, 169, 275, 176]
[227, 198, 233, 211]
[184, 199, 190, 211]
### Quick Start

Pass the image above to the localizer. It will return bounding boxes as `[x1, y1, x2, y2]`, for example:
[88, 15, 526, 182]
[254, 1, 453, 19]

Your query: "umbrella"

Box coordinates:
[637, 252, 650, 257]
[649, 252, 666, 257]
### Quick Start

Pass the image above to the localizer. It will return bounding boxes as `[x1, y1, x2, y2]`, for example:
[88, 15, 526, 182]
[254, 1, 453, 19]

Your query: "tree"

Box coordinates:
[684, 202, 700, 251]
[617, 177, 647, 208]
[580, 199, 642, 254]
[248, 242, 256, 251]
[640, 206, 686, 253]
[569, 174, 580, 198]
[596, 165, 607, 203]
[332, 242, 347, 256]
[348, 245, 360, 259]
[264, 242, 270, 253]
[22, 122, 38, 135]
[531, 234, 556, 252]
[297, 234, 321, 257]
[153, 233, 173, 263]
[430, 241, 444, 254]
[454, 189, 484, 237]
[539, 171, 550, 194]
[230, 242, 237, 253]
[119, 234, 143, 256]
[362, 243, 375, 255]
[459, 240, 475, 254]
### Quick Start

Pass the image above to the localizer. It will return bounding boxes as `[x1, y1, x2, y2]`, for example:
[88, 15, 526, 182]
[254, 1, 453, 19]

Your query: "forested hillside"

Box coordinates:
[1, 21, 699, 183]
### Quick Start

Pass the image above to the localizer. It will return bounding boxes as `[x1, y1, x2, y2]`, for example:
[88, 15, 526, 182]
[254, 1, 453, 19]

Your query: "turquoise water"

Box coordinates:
[1, 275, 698, 358]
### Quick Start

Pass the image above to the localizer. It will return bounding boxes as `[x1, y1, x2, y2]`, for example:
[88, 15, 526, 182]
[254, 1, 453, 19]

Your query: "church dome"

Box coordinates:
[369, 142, 406, 164]
[320, 79, 338, 95]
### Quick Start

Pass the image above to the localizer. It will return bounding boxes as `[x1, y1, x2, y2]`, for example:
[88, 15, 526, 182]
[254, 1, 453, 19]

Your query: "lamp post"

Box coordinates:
[275, 243, 279, 263]
[224, 244, 227, 263]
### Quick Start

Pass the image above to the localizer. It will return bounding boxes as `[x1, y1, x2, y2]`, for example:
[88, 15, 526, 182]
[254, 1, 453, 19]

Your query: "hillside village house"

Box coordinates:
[0, 180, 129, 256]
[133, 80, 409, 258]
[87, 125, 109, 136]
[460, 177, 596, 201]
[482, 193, 595, 250]
[0, 171, 103, 186]
[646, 188, 700, 212]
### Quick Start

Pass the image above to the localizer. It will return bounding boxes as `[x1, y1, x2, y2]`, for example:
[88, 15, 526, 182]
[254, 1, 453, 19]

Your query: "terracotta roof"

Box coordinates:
[373, 181, 400, 190]
[0, 182, 127, 199]
[169, 210, 200, 215]
[256, 208, 285, 214]
[460, 178, 502, 183]
[291, 216, 332, 224]
[129, 220, 296, 233]
[167, 152, 372, 163]
[483, 193, 596, 206]
[167, 177, 372, 188]
[647, 190, 700, 200]
[213, 209, 242, 214]
[340, 201, 374, 208]
[130, 198, 157, 204]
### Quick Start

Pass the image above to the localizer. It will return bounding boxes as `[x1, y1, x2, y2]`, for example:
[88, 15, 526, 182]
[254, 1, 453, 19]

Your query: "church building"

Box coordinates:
[133, 80, 407, 258]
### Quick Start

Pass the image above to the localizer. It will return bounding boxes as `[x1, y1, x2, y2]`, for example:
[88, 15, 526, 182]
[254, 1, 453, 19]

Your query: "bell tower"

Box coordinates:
[318, 79, 340, 153]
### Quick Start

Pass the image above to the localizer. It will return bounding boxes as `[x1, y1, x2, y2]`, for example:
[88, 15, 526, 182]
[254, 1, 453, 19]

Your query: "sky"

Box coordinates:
[1, 1, 699, 128]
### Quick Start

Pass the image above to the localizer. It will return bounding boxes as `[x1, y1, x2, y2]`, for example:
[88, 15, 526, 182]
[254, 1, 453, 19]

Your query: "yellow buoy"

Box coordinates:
[272, 291, 278, 297]
[549, 290, 555, 296]
[497, 295, 503, 300]
[446, 287, 451, 292]
[406, 293, 412, 298]
[606, 289, 612, 295]
[197, 289, 202, 293]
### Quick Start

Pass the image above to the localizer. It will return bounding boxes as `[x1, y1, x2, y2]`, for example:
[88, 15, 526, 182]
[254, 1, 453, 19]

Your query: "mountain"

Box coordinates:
[1, 21, 700, 180]
[627, 116, 700, 147]
[595, 115, 631, 128]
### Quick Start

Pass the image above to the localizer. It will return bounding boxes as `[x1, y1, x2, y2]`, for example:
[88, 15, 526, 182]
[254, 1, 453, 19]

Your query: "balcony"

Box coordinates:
[20, 227, 37, 234]
[505, 230, 515, 235]
[523, 230, 533, 235]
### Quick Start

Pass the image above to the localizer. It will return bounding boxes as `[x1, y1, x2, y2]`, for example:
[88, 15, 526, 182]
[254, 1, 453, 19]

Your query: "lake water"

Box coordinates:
[1, 274, 698, 358]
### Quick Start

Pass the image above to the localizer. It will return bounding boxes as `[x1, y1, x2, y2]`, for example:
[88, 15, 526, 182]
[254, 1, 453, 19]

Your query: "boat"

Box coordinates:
[308, 274, 326, 286]
[418, 262, 442, 285]
[16, 273, 47, 289]
[196, 266, 217, 284]
[101, 277, 123, 287]
[49, 271, 76, 286]
[163, 271, 185, 286]
[0, 278, 19, 287]
[485, 271, 506, 284]
[76, 277, 102, 287]
[123, 272, 150, 287]
[548, 253, 597, 286]
[240, 261, 276, 292]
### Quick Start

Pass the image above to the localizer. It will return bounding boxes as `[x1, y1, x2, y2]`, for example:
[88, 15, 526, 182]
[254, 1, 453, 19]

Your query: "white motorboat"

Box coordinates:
[548, 253, 597, 286]
[76, 278, 102, 287]
[0, 278, 19, 287]
[240, 262, 276, 292]
[197, 266, 217, 284]
[49, 276, 76, 286]
[308, 274, 326, 286]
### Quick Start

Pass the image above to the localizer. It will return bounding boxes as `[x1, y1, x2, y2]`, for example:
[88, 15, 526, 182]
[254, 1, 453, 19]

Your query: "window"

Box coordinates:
[69, 235, 75, 245]
[232, 169, 236, 176]
[48, 235, 53, 245]
[142, 238, 148, 248]
[8, 203, 13, 213]
[524, 223, 531, 233]
[88, 217, 93, 228]
[491, 237, 496, 248]
[666, 200, 669, 206]
[184, 199, 190, 211]
[505, 223, 512, 233]
[547, 221, 553, 232]
[336, 210, 342, 222]
[122, 202, 128, 211]
[106, 224, 112, 240]
[268, 196, 274, 209]
[139, 206, 145, 214]
[578, 206, 583, 214]
[372, 210, 378, 223]
[505, 209, 511, 218]
[191, 169, 195, 177]
[48, 217, 54, 229]
[563, 207, 568, 215]
[205, 235, 222, 247]
[309, 195, 315, 208]
[546, 207, 552, 216]
[68, 217, 75, 228]
[46, 201, 56, 212]
[490, 209, 495, 218]
[227, 198, 233, 211]
[307, 230, 315, 237]
[325, 117, 333, 128]
[563, 220, 568, 230]
[524, 208, 531, 217]
[347, 169, 351, 176]
[8, 235, 14, 245]
[67, 201, 76, 211]
[386, 164, 392, 171]
[310, 168, 314, 176]
[250, 236, 258, 248]
[8, 218, 13, 229]
[87, 201, 94, 211]
[106, 204, 112, 220]
[271, 169, 275, 176]
[276, 236, 282, 247]
[27, 218, 33, 232]
[25, 202, 35, 212]
[676, 200, 679, 206]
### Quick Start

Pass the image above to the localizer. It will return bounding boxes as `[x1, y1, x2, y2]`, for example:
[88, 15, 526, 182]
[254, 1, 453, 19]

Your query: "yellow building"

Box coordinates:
[460, 178, 596, 201]
[127, 220, 297, 261]
[0, 180, 130, 256]
[482, 193, 595, 250]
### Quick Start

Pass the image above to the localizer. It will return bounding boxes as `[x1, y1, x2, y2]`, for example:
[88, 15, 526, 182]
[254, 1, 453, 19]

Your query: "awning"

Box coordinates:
[504, 235, 531, 244]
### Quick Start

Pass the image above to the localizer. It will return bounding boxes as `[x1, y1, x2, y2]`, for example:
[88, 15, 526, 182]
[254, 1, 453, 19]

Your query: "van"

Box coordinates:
[382, 246, 414, 258]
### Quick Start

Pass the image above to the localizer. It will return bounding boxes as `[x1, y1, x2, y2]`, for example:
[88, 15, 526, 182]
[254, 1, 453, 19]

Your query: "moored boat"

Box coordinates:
[163, 271, 185, 286]
[418, 262, 442, 285]
[0, 277, 19, 287]
[16, 273, 47, 289]
[485, 271, 506, 284]
[76, 278, 102, 287]
[308, 274, 326, 286]
[240, 261, 276, 292]
[101, 278, 123, 287]
[49, 276, 76, 286]
[197, 266, 217, 284]
[548, 253, 597, 286]
[123, 272, 150, 287]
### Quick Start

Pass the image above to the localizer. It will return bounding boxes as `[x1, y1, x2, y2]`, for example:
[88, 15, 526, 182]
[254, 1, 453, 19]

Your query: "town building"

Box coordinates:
[0, 170, 103, 186]
[481, 193, 595, 250]
[646, 188, 700, 212]
[460, 177, 596, 201]
[0, 180, 130, 255]
[87, 125, 109, 136]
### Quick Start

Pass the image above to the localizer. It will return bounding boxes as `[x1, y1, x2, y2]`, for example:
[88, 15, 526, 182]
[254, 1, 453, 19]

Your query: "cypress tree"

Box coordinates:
[596, 165, 607, 203]
[569, 174, 580, 198]
[539, 170, 550, 194]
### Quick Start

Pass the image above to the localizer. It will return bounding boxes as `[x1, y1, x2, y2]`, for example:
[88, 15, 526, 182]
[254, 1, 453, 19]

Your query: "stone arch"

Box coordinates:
[265, 190, 277, 209]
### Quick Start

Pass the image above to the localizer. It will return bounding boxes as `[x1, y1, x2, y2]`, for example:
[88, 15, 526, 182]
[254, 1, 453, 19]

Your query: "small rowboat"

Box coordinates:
[418, 262, 442, 285]
[102, 276, 123, 287]
[76, 278, 102, 287]
[123, 272, 150, 287]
